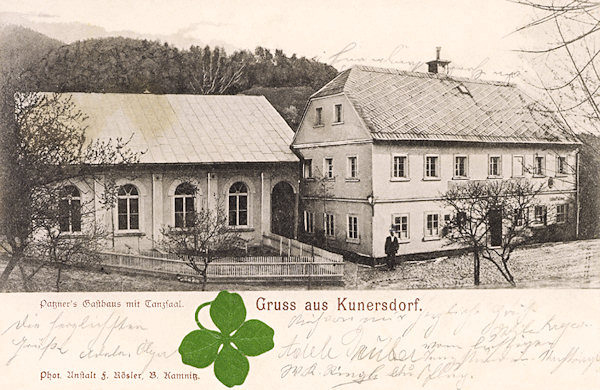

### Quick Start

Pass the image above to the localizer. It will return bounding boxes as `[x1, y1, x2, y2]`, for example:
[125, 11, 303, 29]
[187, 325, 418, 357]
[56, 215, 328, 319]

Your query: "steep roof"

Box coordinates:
[312, 65, 580, 145]
[67, 93, 297, 164]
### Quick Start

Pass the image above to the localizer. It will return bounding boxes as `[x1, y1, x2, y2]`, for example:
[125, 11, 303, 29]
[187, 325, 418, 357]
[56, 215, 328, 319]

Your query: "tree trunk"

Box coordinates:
[0, 252, 23, 292]
[201, 259, 208, 292]
[473, 250, 480, 286]
[56, 264, 62, 292]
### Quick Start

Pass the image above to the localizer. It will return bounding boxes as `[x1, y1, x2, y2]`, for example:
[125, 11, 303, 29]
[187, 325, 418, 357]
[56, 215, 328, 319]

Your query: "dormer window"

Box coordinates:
[457, 84, 470, 95]
[315, 107, 323, 126]
[334, 104, 343, 123]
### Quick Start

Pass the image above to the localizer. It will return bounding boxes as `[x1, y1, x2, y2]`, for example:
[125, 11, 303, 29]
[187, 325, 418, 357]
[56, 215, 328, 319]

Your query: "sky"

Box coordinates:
[0, 0, 546, 84]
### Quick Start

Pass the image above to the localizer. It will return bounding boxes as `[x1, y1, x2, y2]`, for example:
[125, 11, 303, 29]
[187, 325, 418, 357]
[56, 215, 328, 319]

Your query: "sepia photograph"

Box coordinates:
[0, 2, 599, 390]
[0, 0, 599, 293]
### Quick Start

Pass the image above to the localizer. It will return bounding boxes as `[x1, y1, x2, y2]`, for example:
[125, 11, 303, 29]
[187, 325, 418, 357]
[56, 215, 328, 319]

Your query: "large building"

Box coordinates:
[59, 93, 299, 252]
[291, 61, 580, 260]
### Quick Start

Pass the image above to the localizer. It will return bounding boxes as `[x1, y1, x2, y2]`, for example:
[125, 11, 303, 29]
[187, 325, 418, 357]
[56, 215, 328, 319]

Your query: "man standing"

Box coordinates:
[384, 229, 399, 271]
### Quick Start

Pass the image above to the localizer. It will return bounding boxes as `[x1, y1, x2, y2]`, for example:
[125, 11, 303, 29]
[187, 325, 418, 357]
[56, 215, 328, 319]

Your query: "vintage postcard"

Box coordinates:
[0, 0, 599, 388]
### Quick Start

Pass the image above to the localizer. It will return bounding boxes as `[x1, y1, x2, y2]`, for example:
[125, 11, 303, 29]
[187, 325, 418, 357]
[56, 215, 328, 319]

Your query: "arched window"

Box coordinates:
[117, 184, 139, 230]
[174, 182, 196, 228]
[228, 182, 248, 227]
[59, 185, 81, 233]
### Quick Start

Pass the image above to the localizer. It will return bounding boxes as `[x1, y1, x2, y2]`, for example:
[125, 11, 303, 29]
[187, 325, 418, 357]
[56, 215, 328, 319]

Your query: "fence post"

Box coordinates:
[279, 236, 283, 256]
[288, 238, 291, 258]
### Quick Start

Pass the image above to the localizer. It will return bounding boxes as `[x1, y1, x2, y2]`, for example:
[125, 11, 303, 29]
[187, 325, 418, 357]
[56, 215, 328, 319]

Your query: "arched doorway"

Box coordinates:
[271, 181, 295, 238]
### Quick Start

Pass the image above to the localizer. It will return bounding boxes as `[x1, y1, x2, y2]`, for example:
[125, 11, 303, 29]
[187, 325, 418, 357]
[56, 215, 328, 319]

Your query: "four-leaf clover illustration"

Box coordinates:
[179, 291, 275, 387]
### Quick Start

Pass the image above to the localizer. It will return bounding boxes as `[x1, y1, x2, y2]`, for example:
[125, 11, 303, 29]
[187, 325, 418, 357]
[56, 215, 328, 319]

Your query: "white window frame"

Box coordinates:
[333, 103, 343, 124]
[488, 155, 502, 178]
[556, 156, 568, 176]
[533, 205, 547, 226]
[59, 185, 82, 234]
[453, 155, 468, 179]
[512, 155, 524, 177]
[556, 204, 568, 224]
[117, 184, 141, 231]
[227, 182, 249, 228]
[346, 214, 359, 243]
[392, 213, 410, 241]
[391, 154, 409, 180]
[324, 213, 335, 237]
[174, 182, 196, 228]
[323, 157, 334, 179]
[303, 159, 313, 179]
[515, 207, 529, 227]
[424, 155, 440, 180]
[424, 212, 441, 240]
[533, 155, 546, 177]
[314, 107, 323, 126]
[303, 210, 314, 234]
[346, 155, 358, 180]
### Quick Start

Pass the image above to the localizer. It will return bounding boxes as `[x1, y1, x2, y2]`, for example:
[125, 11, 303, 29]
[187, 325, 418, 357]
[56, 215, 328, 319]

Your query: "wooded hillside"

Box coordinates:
[0, 25, 338, 128]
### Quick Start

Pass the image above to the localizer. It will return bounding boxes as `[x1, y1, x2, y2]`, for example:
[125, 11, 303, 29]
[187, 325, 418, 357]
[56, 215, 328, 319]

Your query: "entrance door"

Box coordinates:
[271, 181, 295, 238]
[489, 207, 503, 247]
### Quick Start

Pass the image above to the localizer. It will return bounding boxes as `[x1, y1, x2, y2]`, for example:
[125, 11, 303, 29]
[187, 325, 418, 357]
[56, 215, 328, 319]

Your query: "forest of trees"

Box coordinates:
[0, 25, 337, 128]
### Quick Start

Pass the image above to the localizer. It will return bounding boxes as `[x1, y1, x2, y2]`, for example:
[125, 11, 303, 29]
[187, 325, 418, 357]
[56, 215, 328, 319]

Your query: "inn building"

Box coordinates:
[291, 58, 580, 259]
[58, 93, 299, 252]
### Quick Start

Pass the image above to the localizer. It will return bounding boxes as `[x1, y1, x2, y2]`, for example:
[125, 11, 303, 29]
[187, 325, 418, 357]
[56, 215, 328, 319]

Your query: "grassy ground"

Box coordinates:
[1, 239, 598, 292]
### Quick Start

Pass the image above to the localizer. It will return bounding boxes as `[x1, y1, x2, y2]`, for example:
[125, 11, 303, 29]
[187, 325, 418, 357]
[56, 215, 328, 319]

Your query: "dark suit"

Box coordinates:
[384, 235, 399, 270]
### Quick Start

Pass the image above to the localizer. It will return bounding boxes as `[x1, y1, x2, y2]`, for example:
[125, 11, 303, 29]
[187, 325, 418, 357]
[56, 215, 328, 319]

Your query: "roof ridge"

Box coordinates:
[349, 64, 516, 87]
[35, 92, 267, 98]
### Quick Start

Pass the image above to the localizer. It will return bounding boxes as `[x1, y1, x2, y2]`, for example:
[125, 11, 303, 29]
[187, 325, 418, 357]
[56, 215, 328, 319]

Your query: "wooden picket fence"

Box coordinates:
[97, 251, 344, 282]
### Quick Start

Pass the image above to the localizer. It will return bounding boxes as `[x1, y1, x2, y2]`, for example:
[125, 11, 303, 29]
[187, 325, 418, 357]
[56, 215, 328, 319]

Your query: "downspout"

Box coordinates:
[261, 172, 264, 236]
[207, 172, 210, 210]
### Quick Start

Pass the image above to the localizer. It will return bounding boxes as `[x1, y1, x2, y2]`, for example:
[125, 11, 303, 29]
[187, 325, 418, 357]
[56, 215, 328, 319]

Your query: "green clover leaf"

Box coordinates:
[214, 343, 250, 387]
[232, 319, 275, 356]
[179, 329, 222, 368]
[178, 291, 275, 388]
[210, 290, 247, 335]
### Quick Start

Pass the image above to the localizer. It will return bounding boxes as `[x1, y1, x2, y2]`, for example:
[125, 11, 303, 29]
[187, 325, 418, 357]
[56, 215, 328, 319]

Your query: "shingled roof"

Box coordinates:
[67, 93, 297, 164]
[312, 65, 580, 145]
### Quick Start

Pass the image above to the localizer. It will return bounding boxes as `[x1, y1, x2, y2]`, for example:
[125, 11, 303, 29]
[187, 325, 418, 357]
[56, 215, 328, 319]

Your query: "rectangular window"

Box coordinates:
[515, 207, 528, 227]
[443, 214, 452, 234]
[425, 155, 439, 178]
[454, 156, 468, 178]
[347, 215, 358, 240]
[303, 211, 314, 233]
[324, 158, 334, 179]
[314, 107, 323, 126]
[556, 204, 568, 223]
[534, 205, 547, 225]
[324, 213, 335, 237]
[557, 156, 567, 175]
[392, 155, 408, 179]
[489, 156, 502, 177]
[303, 159, 313, 178]
[334, 104, 343, 123]
[347, 156, 358, 179]
[534, 155, 545, 176]
[425, 213, 440, 238]
[512, 156, 524, 177]
[392, 214, 409, 240]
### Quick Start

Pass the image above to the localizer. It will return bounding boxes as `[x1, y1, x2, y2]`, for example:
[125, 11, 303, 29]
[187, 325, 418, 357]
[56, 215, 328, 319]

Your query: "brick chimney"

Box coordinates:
[426, 46, 450, 74]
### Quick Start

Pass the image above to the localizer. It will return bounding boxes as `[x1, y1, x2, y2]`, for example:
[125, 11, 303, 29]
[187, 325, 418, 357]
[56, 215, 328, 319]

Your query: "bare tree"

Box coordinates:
[299, 162, 335, 248]
[185, 46, 246, 94]
[160, 201, 246, 291]
[513, 1, 600, 238]
[441, 179, 545, 286]
[23, 184, 110, 292]
[0, 91, 140, 291]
